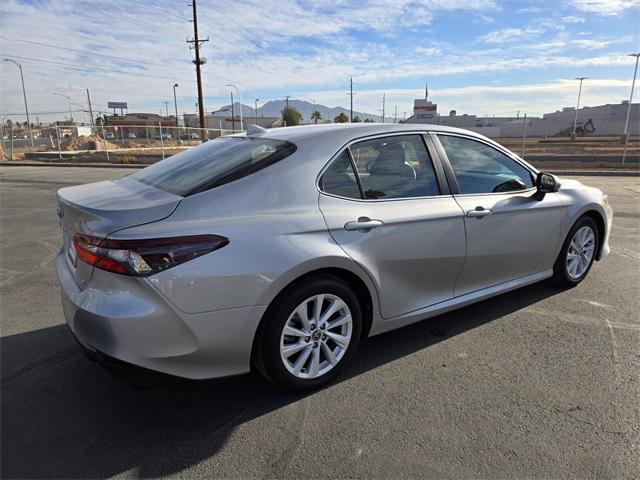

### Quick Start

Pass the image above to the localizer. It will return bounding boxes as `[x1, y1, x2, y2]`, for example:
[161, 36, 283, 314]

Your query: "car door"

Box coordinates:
[318, 133, 466, 319]
[433, 133, 563, 297]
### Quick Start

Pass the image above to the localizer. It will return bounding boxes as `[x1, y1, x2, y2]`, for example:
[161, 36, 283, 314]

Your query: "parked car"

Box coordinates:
[56, 124, 612, 389]
[127, 132, 136, 139]
[104, 132, 115, 140]
[179, 132, 200, 140]
[152, 132, 172, 140]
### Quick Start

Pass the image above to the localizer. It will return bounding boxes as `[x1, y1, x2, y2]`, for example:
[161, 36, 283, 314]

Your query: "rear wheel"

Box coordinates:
[258, 276, 362, 390]
[551, 216, 598, 287]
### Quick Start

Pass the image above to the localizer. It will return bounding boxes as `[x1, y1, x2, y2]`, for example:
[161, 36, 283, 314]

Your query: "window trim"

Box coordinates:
[316, 131, 449, 202]
[431, 132, 538, 197]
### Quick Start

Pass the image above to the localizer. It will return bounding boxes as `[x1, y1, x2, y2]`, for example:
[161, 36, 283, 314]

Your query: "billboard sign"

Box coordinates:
[107, 101, 128, 109]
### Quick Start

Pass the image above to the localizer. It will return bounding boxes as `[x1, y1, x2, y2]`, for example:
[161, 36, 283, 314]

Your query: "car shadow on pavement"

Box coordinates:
[1, 281, 563, 479]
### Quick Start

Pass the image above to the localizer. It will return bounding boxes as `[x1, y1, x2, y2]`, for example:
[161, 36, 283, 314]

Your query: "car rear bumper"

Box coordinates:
[56, 252, 266, 379]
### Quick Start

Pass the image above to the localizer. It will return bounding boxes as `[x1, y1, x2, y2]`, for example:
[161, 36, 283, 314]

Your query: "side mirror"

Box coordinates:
[533, 172, 560, 200]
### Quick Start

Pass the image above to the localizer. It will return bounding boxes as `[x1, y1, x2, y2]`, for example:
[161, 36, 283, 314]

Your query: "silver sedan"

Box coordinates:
[56, 124, 612, 389]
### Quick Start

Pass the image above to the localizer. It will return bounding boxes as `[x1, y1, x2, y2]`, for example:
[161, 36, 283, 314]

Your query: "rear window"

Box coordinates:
[131, 136, 296, 196]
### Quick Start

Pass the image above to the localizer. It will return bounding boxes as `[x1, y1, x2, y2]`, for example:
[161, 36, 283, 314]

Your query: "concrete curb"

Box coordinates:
[1, 161, 143, 169]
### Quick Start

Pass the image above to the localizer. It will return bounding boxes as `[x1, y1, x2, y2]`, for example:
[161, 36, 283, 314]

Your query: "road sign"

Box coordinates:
[107, 102, 128, 109]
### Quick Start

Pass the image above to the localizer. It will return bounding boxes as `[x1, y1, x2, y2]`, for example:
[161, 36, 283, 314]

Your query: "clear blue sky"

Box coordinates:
[1, 0, 638, 122]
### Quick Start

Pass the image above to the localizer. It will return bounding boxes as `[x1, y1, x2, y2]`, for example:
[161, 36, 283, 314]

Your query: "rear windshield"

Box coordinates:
[131, 136, 296, 196]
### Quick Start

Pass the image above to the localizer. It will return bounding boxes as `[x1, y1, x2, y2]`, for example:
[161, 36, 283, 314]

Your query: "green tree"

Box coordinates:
[311, 110, 322, 124]
[352, 116, 361, 123]
[364, 118, 375, 123]
[281, 106, 302, 126]
[334, 112, 349, 123]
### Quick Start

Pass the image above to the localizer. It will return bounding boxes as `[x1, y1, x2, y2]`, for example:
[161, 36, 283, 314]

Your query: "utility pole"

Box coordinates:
[3, 59, 33, 147]
[230, 92, 235, 132]
[254, 99, 259, 124]
[173, 83, 179, 127]
[522, 113, 528, 159]
[164, 101, 169, 117]
[187, 0, 208, 139]
[86, 89, 94, 130]
[284, 95, 290, 109]
[381, 93, 385, 123]
[572, 77, 587, 139]
[394, 104, 398, 123]
[349, 77, 354, 122]
[622, 53, 640, 165]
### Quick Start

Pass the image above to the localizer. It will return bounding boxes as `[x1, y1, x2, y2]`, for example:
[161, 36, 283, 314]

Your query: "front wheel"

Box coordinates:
[551, 216, 599, 287]
[258, 276, 362, 390]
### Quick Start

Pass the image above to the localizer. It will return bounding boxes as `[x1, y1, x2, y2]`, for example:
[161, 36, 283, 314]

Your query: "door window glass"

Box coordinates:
[349, 135, 440, 199]
[319, 150, 362, 199]
[437, 135, 534, 194]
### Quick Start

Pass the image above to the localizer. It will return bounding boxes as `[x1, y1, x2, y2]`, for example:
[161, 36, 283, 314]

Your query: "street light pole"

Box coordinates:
[622, 53, 640, 165]
[572, 77, 587, 139]
[173, 83, 179, 127]
[4, 59, 33, 147]
[225, 84, 243, 131]
[52, 93, 73, 122]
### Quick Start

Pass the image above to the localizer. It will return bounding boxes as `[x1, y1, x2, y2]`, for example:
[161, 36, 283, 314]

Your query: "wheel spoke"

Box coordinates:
[295, 303, 312, 331]
[283, 325, 309, 337]
[320, 298, 346, 325]
[327, 314, 351, 330]
[292, 345, 313, 375]
[282, 342, 308, 358]
[308, 347, 320, 376]
[325, 331, 350, 349]
[312, 294, 324, 324]
[320, 341, 338, 365]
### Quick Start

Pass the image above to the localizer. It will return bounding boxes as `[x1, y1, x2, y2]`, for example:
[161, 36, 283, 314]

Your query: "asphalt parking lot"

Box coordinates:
[1, 166, 639, 479]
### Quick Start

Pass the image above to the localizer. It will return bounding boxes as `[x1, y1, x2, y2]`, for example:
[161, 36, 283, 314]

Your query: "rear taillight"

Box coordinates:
[72, 234, 229, 276]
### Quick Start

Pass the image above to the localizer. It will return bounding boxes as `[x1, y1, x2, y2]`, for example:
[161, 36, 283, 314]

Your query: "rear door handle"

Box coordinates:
[466, 207, 492, 218]
[344, 217, 384, 232]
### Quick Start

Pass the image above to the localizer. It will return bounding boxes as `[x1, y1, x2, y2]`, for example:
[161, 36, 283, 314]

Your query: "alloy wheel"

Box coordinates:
[566, 225, 595, 280]
[279, 293, 353, 380]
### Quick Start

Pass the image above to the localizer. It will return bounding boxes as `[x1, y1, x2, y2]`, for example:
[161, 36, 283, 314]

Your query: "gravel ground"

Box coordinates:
[1, 167, 639, 479]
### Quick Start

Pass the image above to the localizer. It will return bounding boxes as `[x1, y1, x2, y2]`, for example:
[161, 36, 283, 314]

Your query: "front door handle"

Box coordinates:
[344, 217, 384, 232]
[466, 206, 492, 218]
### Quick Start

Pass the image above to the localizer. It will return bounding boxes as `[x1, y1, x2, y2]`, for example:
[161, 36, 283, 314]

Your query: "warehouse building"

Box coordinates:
[405, 98, 639, 138]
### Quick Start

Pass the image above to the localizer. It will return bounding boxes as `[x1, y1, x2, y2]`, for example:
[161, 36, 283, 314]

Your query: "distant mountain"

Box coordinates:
[211, 99, 380, 123]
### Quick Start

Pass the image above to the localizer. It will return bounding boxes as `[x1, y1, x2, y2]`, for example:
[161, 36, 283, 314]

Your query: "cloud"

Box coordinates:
[570, 0, 638, 15]
[561, 15, 586, 23]
[0, 0, 635, 121]
[478, 27, 543, 43]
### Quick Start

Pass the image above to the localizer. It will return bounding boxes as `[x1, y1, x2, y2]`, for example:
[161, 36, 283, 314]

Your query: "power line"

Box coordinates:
[1, 36, 189, 72]
[0, 53, 196, 83]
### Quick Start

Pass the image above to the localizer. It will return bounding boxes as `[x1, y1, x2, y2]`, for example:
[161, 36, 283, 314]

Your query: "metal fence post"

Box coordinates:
[100, 124, 110, 162]
[10, 124, 14, 160]
[521, 113, 528, 159]
[54, 124, 62, 161]
[159, 121, 165, 159]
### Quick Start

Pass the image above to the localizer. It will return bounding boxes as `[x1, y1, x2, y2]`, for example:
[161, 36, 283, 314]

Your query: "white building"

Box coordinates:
[404, 97, 639, 138]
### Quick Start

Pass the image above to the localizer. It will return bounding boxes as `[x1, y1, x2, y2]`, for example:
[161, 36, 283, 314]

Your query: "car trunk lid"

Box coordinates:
[57, 176, 182, 289]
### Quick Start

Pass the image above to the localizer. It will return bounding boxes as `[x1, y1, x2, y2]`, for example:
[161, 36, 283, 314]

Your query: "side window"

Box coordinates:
[349, 135, 440, 199]
[319, 150, 362, 199]
[437, 135, 534, 194]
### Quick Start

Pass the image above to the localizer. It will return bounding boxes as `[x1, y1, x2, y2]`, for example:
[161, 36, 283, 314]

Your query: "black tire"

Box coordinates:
[551, 216, 599, 287]
[257, 275, 362, 390]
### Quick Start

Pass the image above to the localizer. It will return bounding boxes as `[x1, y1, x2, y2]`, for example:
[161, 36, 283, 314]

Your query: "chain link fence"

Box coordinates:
[0, 123, 242, 162]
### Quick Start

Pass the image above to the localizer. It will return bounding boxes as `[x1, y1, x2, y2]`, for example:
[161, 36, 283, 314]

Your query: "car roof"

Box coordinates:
[244, 122, 489, 145]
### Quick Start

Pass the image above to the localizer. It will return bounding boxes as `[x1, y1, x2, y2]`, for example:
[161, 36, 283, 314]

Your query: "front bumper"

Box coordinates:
[57, 252, 267, 379]
[600, 203, 614, 260]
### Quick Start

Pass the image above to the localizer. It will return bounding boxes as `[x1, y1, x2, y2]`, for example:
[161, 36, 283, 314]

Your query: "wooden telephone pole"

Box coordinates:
[187, 0, 208, 139]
